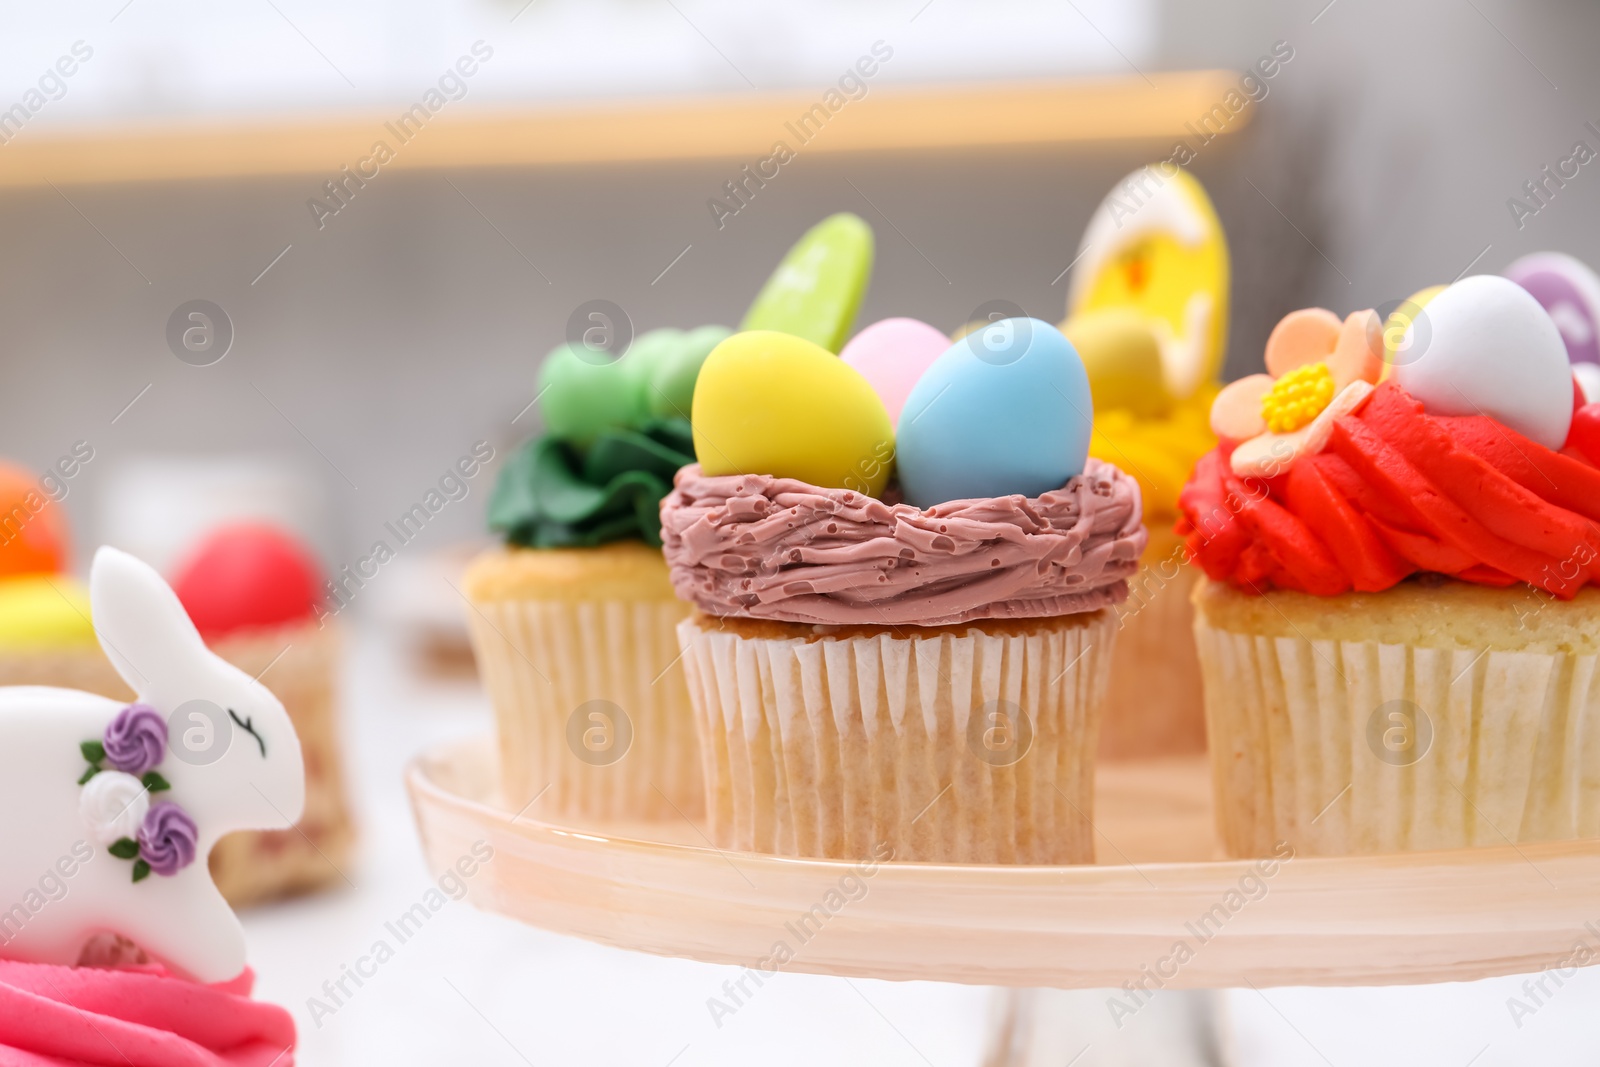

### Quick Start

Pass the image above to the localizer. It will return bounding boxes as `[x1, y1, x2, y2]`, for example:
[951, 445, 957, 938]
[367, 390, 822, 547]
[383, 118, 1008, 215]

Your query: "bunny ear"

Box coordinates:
[90, 546, 210, 700]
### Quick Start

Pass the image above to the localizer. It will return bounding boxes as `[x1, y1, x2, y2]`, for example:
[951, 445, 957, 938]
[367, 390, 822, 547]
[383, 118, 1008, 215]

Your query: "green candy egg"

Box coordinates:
[536, 325, 735, 445]
[644, 325, 732, 419]
[536, 343, 650, 448]
[742, 213, 874, 353]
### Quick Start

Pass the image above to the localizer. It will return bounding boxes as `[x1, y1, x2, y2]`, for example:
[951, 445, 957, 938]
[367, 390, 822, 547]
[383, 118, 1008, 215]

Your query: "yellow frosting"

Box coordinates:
[0, 574, 96, 649]
[1089, 384, 1217, 522]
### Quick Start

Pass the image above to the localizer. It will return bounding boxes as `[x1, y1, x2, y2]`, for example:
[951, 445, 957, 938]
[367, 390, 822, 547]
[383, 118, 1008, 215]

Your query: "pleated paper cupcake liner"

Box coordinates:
[467, 597, 702, 821]
[1196, 620, 1600, 857]
[677, 611, 1116, 864]
[1102, 524, 1206, 759]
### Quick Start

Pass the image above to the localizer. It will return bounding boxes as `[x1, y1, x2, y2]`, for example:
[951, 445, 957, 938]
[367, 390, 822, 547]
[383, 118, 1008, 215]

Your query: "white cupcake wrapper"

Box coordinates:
[1196, 621, 1600, 856]
[678, 612, 1116, 864]
[467, 598, 702, 820]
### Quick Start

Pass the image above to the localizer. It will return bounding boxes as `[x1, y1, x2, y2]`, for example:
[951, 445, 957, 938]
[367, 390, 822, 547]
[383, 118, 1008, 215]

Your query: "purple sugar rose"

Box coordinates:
[137, 802, 198, 877]
[103, 704, 168, 777]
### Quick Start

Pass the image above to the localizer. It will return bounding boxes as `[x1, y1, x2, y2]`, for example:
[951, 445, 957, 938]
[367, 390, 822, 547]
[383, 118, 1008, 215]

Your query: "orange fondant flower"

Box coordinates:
[1210, 307, 1384, 478]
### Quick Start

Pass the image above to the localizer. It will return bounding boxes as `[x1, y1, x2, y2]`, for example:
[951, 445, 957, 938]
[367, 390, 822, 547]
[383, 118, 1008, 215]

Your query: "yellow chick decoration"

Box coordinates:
[1065, 165, 1230, 405]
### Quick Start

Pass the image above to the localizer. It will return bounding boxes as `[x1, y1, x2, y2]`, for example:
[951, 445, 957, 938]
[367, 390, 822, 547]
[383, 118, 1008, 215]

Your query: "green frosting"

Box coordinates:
[489, 419, 694, 548]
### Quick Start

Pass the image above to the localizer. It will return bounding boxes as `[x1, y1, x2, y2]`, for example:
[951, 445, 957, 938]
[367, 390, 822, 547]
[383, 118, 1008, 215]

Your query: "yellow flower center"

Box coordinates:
[1261, 362, 1335, 434]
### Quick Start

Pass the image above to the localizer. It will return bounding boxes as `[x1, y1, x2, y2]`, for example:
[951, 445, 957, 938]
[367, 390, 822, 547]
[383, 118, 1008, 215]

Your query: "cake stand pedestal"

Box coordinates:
[407, 738, 1599, 1061]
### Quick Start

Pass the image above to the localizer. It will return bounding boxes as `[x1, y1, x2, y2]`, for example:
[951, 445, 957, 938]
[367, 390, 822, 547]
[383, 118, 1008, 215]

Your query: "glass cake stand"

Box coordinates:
[406, 737, 1600, 1063]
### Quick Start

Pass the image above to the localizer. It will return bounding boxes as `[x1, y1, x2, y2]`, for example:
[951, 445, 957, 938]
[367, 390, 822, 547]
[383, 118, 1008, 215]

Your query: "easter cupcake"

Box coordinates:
[663, 318, 1146, 864]
[468, 213, 874, 822]
[1062, 165, 1229, 759]
[169, 523, 353, 906]
[1181, 276, 1600, 857]
[468, 335, 717, 821]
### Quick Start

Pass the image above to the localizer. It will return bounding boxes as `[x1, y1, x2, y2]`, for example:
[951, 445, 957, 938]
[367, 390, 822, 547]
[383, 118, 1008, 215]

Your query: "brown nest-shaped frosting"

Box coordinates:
[660, 459, 1147, 627]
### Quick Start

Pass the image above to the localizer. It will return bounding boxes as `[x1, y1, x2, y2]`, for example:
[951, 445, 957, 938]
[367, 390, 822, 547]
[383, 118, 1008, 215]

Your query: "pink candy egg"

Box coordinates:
[839, 317, 951, 425]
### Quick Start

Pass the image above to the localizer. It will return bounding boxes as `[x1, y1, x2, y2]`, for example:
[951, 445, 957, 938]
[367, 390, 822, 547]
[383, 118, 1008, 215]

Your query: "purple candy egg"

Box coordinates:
[1506, 251, 1600, 366]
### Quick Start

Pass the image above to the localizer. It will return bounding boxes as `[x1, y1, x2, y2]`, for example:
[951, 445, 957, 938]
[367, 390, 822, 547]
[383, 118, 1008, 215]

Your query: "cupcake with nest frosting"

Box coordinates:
[664, 313, 1145, 864]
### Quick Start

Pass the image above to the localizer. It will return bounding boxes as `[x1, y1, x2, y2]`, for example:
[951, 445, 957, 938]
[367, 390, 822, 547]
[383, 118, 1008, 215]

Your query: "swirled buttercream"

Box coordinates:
[1178, 381, 1600, 597]
[661, 459, 1147, 626]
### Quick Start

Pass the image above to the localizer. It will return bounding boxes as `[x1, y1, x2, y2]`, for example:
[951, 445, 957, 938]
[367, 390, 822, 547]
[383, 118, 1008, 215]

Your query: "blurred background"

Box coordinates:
[2, 0, 1598, 1063]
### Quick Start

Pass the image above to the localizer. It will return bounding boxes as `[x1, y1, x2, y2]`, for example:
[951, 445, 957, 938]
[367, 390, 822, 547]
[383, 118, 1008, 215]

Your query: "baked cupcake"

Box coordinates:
[468, 329, 724, 820]
[663, 318, 1146, 864]
[1181, 275, 1600, 857]
[170, 523, 353, 906]
[1063, 165, 1230, 759]
[469, 213, 876, 821]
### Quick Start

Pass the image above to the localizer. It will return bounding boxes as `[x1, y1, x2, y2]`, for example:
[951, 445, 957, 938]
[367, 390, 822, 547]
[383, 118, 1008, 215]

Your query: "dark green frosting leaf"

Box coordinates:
[132, 859, 151, 883]
[81, 740, 105, 765]
[109, 838, 139, 860]
[489, 419, 694, 549]
[142, 771, 172, 793]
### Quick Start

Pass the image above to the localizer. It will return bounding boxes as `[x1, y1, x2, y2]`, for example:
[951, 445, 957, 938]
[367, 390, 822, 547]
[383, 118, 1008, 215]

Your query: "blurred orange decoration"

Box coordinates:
[0, 462, 69, 577]
[172, 523, 324, 641]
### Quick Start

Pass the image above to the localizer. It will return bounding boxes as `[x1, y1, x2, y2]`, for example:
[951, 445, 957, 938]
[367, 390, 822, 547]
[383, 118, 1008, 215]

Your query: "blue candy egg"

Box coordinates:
[895, 318, 1093, 508]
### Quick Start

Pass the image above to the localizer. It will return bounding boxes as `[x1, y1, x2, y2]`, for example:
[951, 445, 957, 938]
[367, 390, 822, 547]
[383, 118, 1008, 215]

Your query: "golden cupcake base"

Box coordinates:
[1194, 576, 1600, 857]
[462, 542, 703, 822]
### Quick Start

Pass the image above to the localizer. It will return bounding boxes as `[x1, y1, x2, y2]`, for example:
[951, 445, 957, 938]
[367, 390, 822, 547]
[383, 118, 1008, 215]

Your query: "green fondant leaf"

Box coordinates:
[490, 419, 695, 549]
[583, 424, 693, 486]
[80, 740, 105, 765]
[142, 771, 171, 793]
[108, 838, 139, 860]
[78, 765, 100, 785]
[131, 859, 151, 883]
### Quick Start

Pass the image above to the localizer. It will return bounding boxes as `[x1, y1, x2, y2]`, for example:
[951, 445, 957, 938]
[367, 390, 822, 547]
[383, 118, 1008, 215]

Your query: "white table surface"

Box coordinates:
[241, 626, 1600, 1066]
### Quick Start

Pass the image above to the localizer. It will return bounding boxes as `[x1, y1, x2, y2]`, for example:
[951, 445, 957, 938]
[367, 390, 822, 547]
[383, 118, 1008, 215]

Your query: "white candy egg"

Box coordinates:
[1393, 274, 1573, 449]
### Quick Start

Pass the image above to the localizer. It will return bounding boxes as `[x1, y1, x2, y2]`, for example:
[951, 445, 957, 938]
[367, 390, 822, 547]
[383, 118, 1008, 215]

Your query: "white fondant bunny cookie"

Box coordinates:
[0, 547, 305, 983]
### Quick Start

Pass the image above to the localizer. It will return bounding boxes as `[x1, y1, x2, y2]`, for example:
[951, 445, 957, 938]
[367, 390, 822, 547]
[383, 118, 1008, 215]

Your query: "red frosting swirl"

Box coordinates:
[1178, 381, 1600, 597]
[0, 962, 295, 1066]
[661, 459, 1147, 626]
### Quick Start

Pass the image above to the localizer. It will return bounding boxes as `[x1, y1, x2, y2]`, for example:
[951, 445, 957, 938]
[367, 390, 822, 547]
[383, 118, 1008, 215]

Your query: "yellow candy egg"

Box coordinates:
[1062, 306, 1173, 419]
[692, 331, 895, 497]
